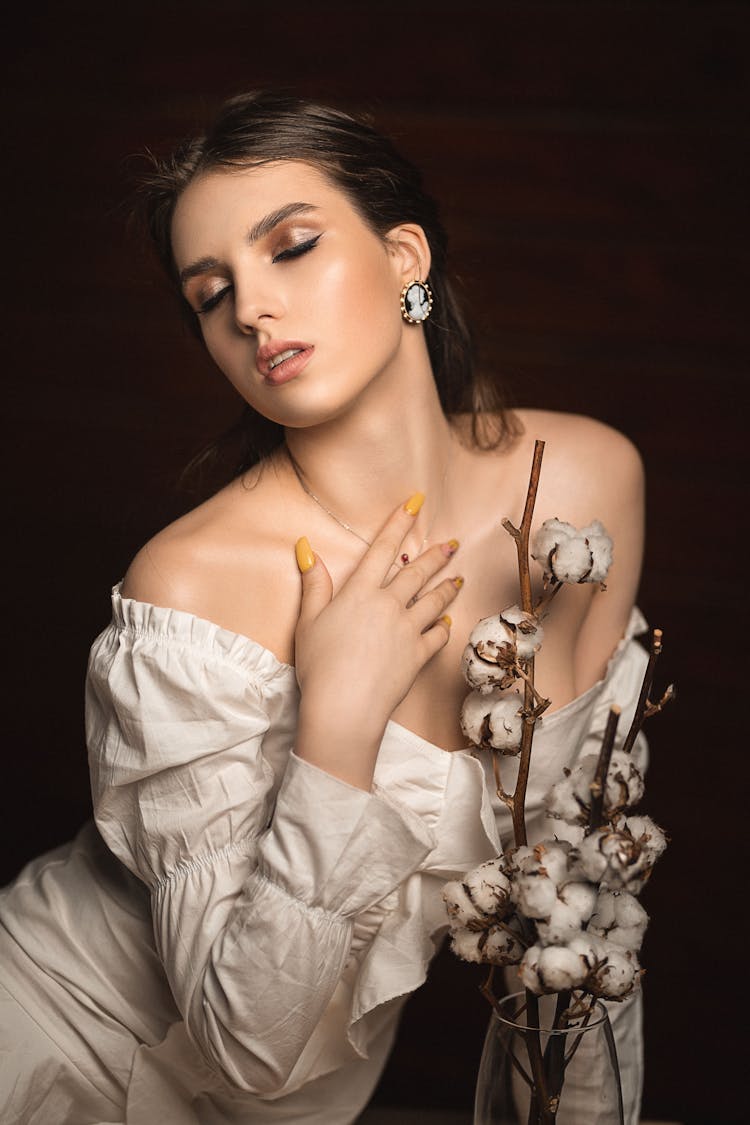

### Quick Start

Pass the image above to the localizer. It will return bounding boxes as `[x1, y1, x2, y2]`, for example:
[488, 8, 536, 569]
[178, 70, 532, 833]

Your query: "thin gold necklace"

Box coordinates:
[285, 444, 451, 559]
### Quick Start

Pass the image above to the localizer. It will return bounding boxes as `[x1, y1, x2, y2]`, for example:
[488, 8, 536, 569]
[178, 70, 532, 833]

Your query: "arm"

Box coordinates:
[86, 603, 434, 1097]
[89, 497, 463, 1095]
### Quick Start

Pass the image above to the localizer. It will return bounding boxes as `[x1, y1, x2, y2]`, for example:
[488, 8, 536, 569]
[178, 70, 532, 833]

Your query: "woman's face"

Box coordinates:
[171, 161, 423, 428]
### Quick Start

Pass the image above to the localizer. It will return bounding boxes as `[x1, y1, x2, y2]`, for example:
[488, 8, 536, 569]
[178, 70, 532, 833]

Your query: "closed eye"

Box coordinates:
[272, 234, 322, 264]
[197, 285, 233, 315]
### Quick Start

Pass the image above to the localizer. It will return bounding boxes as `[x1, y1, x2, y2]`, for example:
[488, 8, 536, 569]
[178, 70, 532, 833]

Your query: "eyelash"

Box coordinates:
[196, 234, 322, 316]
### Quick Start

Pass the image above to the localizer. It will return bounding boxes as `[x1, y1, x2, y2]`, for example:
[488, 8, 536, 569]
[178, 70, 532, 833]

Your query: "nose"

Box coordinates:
[233, 274, 285, 335]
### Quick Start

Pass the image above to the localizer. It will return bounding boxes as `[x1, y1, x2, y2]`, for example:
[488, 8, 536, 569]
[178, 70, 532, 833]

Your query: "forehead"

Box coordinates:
[171, 161, 355, 265]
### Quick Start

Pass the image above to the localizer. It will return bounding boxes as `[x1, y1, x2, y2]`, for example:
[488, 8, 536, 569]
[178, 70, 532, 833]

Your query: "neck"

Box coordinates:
[282, 346, 460, 550]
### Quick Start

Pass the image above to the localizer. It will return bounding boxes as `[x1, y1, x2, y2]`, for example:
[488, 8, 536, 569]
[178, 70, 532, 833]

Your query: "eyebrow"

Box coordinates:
[179, 201, 319, 287]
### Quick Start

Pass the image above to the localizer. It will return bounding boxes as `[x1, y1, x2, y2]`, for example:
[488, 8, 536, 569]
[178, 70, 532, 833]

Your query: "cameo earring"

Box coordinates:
[400, 268, 433, 324]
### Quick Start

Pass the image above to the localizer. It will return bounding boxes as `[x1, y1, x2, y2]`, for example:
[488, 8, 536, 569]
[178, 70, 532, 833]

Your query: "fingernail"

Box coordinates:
[442, 538, 460, 556]
[295, 536, 315, 573]
[404, 492, 425, 516]
[452, 576, 464, 589]
[440, 614, 452, 628]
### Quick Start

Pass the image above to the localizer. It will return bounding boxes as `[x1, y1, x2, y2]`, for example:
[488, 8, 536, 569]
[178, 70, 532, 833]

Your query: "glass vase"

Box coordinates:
[473, 990, 624, 1125]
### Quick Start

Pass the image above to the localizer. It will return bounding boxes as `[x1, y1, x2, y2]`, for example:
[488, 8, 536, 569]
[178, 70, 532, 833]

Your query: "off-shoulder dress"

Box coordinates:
[0, 585, 650, 1124]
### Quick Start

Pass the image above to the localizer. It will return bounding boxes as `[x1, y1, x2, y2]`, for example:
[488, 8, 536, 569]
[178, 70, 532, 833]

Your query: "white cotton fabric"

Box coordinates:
[0, 587, 648, 1124]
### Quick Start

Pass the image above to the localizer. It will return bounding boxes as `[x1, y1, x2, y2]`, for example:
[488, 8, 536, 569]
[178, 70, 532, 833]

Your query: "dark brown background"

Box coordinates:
[3, 4, 748, 1122]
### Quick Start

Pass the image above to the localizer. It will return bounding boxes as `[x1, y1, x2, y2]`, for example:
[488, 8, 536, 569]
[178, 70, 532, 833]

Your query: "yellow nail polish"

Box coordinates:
[446, 538, 460, 554]
[440, 614, 452, 628]
[452, 576, 464, 589]
[295, 536, 315, 573]
[404, 491, 425, 516]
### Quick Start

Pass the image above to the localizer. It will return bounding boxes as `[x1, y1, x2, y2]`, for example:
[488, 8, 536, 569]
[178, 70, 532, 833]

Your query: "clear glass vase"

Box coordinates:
[473, 991, 624, 1125]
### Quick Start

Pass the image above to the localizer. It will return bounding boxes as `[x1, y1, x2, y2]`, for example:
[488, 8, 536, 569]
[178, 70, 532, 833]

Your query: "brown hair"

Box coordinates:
[140, 90, 516, 487]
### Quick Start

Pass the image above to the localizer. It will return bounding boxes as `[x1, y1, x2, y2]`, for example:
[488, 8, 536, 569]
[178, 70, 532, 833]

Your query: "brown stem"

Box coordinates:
[533, 578, 564, 618]
[512, 675, 535, 847]
[491, 748, 514, 808]
[501, 440, 546, 849]
[542, 988, 572, 1114]
[586, 707, 621, 834]
[621, 627, 666, 755]
[502, 440, 545, 615]
[512, 662, 552, 712]
[523, 991, 555, 1124]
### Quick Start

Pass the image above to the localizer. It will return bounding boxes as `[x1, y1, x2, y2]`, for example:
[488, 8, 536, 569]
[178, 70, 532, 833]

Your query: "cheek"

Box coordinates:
[314, 248, 400, 342]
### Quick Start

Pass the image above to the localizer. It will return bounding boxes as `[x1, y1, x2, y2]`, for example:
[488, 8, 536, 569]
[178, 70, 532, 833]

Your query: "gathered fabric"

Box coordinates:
[0, 586, 649, 1124]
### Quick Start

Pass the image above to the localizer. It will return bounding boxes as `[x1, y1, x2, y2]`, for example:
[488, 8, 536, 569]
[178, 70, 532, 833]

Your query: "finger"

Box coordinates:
[419, 613, 453, 661]
[295, 537, 334, 627]
[409, 576, 464, 630]
[388, 539, 460, 604]
[353, 492, 427, 586]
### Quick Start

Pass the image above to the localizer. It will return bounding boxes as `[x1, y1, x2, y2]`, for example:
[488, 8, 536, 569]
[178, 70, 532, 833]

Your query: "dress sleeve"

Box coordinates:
[85, 595, 435, 1097]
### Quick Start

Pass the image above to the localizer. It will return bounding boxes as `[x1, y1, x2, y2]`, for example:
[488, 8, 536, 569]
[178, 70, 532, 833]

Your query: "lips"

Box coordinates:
[256, 339, 314, 379]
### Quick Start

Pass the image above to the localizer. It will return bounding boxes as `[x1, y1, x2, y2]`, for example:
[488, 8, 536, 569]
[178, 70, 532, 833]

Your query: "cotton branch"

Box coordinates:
[498, 440, 546, 847]
[621, 628, 674, 756]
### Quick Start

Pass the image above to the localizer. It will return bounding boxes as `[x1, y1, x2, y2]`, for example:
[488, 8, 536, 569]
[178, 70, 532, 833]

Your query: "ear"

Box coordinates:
[384, 224, 432, 283]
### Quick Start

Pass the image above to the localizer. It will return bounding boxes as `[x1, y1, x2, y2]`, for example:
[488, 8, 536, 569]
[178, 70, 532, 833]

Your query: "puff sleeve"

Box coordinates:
[85, 591, 436, 1097]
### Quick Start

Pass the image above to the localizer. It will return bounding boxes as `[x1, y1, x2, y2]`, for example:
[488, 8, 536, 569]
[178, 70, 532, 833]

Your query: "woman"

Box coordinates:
[0, 91, 647, 1123]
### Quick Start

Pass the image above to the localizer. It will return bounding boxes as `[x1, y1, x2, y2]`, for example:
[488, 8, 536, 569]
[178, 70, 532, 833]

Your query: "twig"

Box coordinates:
[523, 992, 555, 1125]
[532, 577, 564, 618]
[501, 439, 545, 615]
[491, 748, 514, 808]
[621, 628, 670, 755]
[586, 707, 621, 834]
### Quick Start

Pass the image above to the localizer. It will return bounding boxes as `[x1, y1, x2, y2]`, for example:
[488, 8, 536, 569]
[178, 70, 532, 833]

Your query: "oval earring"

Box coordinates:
[400, 277, 433, 324]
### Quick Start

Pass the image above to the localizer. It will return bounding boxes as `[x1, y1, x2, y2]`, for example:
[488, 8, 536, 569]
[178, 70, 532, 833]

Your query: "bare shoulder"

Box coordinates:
[121, 455, 302, 658]
[514, 409, 644, 497]
[512, 408, 645, 561]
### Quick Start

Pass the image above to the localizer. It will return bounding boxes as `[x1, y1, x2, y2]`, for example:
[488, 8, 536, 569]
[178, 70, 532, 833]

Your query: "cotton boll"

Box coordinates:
[594, 945, 640, 1000]
[487, 697, 525, 753]
[461, 689, 502, 741]
[580, 520, 614, 584]
[537, 841, 578, 887]
[484, 923, 525, 966]
[589, 890, 648, 952]
[505, 845, 536, 875]
[546, 777, 585, 825]
[568, 932, 606, 966]
[605, 750, 645, 814]
[559, 881, 597, 922]
[461, 607, 543, 692]
[513, 874, 559, 919]
[537, 945, 588, 991]
[467, 614, 517, 665]
[460, 691, 524, 753]
[450, 928, 485, 963]
[442, 881, 485, 928]
[589, 890, 617, 932]
[499, 605, 544, 660]
[578, 817, 666, 891]
[625, 816, 668, 867]
[569, 755, 598, 805]
[465, 860, 513, 918]
[518, 944, 543, 994]
[531, 519, 576, 579]
[546, 775, 587, 826]
[577, 829, 623, 886]
[515, 839, 576, 887]
[551, 536, 594, 583]
[461, 646, 517, 694]
[536, 900, 586, 945]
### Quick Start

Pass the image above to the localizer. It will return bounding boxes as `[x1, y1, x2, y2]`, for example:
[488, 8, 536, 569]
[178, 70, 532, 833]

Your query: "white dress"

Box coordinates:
[0, 586, 649, 1124]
